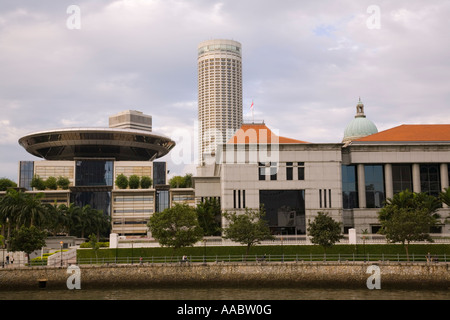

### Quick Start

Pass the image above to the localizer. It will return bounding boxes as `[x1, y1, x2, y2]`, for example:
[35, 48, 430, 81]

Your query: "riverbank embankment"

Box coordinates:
[1, 262, 449, 290]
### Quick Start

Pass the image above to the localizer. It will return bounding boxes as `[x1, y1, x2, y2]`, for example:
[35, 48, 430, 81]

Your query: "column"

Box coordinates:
[440, 163, 448, 208]
[384, 164, 393, 199]
[412, 164, 421, 193]
[357, 164, 366, 208]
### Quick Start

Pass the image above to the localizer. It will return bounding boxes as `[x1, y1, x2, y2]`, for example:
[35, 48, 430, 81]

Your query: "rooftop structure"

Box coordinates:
[18, 111, 175, 161]
[109, 110, 152, 132]
[342, 99, 378, 144]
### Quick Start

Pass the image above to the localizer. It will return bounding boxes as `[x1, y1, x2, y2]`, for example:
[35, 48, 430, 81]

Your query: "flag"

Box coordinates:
[250, 101, 254, 110]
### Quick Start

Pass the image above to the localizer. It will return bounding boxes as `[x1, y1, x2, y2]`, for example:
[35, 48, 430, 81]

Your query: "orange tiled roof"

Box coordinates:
[355, 124, 450, 142]
[227, 123, 308, 144]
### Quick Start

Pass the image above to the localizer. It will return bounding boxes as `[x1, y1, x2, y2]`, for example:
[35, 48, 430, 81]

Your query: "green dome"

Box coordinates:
[342, 99, 378, 143]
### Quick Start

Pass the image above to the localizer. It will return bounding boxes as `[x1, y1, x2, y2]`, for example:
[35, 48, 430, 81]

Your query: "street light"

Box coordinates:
[60, 241, 63, 267]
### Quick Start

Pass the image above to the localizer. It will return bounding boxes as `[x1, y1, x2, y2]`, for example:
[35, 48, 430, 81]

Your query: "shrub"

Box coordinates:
[140, 176, 152, 189]
[128, 175, 140, 189]
[57, 176, 70, 189]
[115, 174, 128, 189]
[45, 176, 58, 190]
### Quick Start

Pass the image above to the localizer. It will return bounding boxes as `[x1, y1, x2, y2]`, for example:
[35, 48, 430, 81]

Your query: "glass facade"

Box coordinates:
[156, 190, 169, 212]
[71, 191, 111, 216]
[342, 165, 358, 209]
[392, 164, 413, 194]
[420, 164, 441, 197]
[19, 161, 34, 190]
[365, 165, 385, 208]
[75, 160, 113, 186]
[259, 190, 306, 235]
[153, 162, 167, 185]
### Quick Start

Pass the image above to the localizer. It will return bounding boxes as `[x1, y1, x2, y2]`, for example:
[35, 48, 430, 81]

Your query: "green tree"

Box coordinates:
[0, 178, 17, 191]
[196, 198, 221, 236]
[45, 176, 58, 190]
[115, 174, 128, 189]
[169, 173, 193, 188]
[169, 175, 185, 188]
[378, 190, 440, 260]
[88, 233, 101, 260]
[128, 175, 140, 189]
[57, 176, 70, 190]
[30, 175, 46, 190]
[307, 212, 343, 253]
[222, 207, 274, 258]
[148, 203, 204, 252]
[9, 225, 47, 266]
[140, 176, 152, 189]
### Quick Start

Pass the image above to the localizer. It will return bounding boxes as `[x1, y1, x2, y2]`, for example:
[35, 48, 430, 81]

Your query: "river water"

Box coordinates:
[0, 286, 448, 300]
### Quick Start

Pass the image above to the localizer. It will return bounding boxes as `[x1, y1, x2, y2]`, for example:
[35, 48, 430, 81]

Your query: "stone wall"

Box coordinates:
[1, 262, 449, 291]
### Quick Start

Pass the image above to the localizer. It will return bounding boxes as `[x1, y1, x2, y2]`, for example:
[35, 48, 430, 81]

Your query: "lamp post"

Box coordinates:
[60, 241, 63, 267]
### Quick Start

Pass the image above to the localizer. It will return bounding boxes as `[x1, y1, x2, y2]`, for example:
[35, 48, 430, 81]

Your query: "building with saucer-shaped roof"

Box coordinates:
[14, 111, 196, 238]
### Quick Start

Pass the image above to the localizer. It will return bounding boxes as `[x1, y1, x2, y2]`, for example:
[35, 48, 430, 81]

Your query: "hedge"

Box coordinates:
[77, 244, 450, 261]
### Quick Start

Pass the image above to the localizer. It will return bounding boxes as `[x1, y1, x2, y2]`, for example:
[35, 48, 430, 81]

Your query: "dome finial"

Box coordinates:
[356, 97, 365, 118]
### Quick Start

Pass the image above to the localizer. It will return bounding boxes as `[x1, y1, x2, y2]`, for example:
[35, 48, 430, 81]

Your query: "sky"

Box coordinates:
[1, 0, 450, 182]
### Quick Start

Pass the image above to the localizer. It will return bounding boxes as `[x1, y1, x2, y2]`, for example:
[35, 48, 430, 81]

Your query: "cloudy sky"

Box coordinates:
[1, 0, 449, 182]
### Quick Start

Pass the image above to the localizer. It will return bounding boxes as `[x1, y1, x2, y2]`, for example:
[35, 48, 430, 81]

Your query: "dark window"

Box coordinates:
[153, 162, 167, 185]
[233, 190, 236, 208]
[298, 162, 305, 180]
[420, 164, 441, 197]
[242, 190, 246, 208]
[365, 165, 385, 208]
[259, 190, 306, 235]
[286, 162, 293, 180]
[342, 165, 358, 209]
[71, 191, 111, 217]
[392, 164, 413, 194]
[75, 160, 113, 186]
[258, 162, 266, 181]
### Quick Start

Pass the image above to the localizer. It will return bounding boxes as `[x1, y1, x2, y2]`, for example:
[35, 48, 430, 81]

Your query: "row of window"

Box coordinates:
[258, 162, 305, 181]
[342, 164, 449, 209]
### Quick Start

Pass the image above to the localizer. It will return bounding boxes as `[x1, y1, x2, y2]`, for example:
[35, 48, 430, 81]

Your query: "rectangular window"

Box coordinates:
[258, 162, 266, 181]
[319, 189, 322, 208]
[392, 164, 413, 194]
[270, 162, 277, 181]
[323, 189, 327, 208]
[420, 164, 441, 198]
[286, 162, 293, 180]
[76, 160, 113, 186]
[298, 162, 305, 180]
[329, 189, 332, 208]
[242, 190, 246, 208]
[233, 190, 236, 208]
[342, 165, 358, 209]
[238, 190, 241, 208]
[365, 165, 385, 208]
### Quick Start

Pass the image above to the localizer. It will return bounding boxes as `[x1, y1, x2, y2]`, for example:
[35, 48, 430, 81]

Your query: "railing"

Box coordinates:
[2, 253, 447, 268]
[75, 253, 448, 265]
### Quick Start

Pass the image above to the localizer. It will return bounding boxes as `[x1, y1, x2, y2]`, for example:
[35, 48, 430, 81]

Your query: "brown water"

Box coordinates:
[0, 287, 448, 300]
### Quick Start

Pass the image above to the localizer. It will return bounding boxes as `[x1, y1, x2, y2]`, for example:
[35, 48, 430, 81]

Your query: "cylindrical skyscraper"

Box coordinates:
[198, 39, 243, 164]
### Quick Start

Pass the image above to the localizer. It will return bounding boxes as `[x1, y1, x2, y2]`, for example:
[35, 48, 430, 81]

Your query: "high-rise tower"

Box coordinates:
[198, 39, 243, 164]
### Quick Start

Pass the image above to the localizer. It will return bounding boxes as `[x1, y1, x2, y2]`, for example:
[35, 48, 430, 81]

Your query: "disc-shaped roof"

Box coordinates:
[18, 127, 176, 161]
